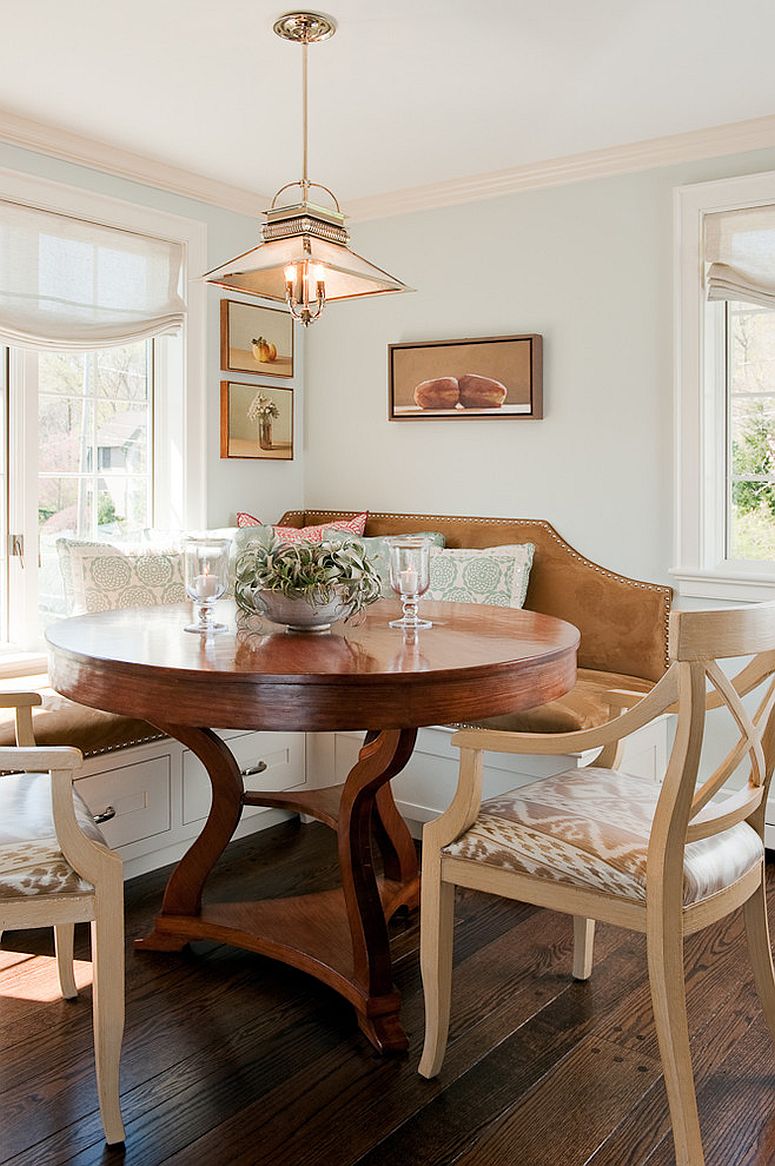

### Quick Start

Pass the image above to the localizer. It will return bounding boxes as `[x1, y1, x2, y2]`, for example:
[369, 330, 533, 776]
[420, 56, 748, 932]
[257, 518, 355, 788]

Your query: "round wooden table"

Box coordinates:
[46, 598, 579, 1052]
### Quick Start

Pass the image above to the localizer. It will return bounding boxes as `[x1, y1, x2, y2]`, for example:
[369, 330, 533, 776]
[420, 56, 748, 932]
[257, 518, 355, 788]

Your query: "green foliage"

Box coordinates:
[234, 532, 382, 619]
[731, 401, 775, 517]
[97, 495, 122, 528]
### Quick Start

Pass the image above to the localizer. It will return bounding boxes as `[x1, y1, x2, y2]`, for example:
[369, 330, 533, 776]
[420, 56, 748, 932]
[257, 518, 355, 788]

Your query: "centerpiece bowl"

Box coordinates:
[234, 533, 382, 633]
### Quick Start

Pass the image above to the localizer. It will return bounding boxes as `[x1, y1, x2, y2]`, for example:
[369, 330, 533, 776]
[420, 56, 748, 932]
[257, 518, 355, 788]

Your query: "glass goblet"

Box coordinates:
[386, 536, 432, 630]
[183, 537, 230, 633]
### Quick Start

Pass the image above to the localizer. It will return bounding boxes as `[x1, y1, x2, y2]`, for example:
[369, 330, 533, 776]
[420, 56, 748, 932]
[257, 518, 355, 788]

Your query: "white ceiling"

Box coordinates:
[3, 0, 775, 207]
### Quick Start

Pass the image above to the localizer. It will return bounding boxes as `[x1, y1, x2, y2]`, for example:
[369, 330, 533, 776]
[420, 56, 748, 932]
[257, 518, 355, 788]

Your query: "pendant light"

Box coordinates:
[204, 11, 410, 325]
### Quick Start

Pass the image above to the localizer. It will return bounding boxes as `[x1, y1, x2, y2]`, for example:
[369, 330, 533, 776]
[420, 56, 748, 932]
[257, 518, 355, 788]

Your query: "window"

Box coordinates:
[0, 168, 208, 659]
[675, 170, 775, 600]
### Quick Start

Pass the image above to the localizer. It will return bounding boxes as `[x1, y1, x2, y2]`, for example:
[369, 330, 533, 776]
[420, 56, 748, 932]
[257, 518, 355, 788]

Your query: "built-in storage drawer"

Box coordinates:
[75, 755, 172, 849]
[182, 730, 306, 825]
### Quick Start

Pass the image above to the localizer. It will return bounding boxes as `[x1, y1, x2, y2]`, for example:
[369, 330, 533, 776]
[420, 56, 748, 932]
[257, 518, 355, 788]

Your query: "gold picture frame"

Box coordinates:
[388, 333, 543, 421]
[220, 381, 294, 460]
[220, 299, 294, 378]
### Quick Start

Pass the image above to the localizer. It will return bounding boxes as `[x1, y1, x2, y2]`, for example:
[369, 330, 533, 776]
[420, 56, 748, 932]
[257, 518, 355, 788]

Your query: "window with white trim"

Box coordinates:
[675, 170, 775, 601]
[0, 169, 207, 657]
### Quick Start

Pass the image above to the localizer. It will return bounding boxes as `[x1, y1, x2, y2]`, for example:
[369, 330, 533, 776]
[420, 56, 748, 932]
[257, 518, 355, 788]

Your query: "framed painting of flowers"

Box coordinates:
[219, 381, 294, 460]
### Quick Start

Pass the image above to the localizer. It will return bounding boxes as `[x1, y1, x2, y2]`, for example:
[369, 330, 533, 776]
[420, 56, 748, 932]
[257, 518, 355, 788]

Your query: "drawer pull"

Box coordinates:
[93, 805, 117, 824]
[241, 761, 268, 778]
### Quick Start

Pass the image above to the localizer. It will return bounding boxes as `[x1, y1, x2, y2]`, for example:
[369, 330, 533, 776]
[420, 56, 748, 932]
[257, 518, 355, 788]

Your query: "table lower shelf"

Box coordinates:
[134, 875, 419, 1050]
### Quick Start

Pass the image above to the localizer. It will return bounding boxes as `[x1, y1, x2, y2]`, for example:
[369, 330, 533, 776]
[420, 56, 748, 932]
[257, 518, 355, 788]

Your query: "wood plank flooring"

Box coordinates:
[2, 818, 775, 1165]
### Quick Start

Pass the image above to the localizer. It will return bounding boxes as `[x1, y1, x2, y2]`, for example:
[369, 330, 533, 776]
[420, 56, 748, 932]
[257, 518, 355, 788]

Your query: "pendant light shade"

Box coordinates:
[203, 11, 410, 324]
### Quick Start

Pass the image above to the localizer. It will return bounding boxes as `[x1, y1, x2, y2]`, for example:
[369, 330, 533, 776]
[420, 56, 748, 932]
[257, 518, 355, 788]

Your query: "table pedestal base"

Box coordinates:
[135, 725, 419, 1053]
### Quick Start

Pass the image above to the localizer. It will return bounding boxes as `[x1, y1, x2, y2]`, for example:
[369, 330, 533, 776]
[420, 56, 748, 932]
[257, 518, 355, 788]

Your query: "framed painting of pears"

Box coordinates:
[220, 299, 294, 378]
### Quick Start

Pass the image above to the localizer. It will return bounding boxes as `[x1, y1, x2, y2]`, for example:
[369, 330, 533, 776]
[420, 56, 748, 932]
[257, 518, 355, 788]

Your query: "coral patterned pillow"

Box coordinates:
[236, 511, 368, 543]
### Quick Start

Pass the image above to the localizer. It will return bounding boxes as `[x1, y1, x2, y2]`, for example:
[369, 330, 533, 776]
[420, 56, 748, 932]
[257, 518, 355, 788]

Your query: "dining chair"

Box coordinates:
[418, 602, 775, 1166]
[0, 692, 125, 1145]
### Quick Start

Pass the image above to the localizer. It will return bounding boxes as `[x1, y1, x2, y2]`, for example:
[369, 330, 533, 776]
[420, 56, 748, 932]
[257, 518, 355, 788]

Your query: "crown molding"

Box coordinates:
[0, 108, 266, 218]
[3, 106, 775, 226]
[346, 114, 775, 222]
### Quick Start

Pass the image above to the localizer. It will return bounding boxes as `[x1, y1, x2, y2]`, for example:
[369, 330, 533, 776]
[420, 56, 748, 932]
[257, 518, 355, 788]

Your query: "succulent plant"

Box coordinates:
[235, 531, 382, 620]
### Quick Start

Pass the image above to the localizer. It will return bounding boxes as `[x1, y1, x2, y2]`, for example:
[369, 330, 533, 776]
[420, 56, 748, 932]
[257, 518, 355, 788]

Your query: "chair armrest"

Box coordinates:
[0, 691, 43, 746]
[0, 745, 83, 772]
[452, 664, 679, 759]
[0, 692, 43, 708]
[422, 747, 485, 853]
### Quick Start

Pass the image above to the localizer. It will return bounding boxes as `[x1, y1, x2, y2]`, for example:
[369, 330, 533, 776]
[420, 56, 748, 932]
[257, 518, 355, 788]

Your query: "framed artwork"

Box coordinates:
[220, 381, 294, 460]
[220, 299, 294, 378]
[388, 333, 543, 421]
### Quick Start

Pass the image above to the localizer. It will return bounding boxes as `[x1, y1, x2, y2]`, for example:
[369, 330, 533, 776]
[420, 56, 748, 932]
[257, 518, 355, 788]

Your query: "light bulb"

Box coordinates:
[312, 264, 326, 286]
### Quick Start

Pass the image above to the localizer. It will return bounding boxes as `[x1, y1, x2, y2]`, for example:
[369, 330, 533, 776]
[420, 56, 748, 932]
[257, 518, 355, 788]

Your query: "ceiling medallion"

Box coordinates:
[204, 11, 410, 325]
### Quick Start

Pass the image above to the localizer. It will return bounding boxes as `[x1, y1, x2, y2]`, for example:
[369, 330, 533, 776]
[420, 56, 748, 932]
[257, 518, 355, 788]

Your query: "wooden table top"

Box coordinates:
[46, 599, 579, 733]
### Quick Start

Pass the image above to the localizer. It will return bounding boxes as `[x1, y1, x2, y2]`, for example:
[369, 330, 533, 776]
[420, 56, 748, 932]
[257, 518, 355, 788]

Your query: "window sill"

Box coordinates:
[0, 651, 48, 680]
[670, 568, 775, 603]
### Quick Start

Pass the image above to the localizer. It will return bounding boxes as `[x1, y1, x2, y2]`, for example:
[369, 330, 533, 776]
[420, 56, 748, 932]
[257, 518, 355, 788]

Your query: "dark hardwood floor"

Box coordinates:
[2, 817, 775, 1165]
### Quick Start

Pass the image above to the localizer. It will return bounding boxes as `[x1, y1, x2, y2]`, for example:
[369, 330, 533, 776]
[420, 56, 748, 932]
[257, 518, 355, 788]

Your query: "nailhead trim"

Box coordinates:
[282, 509, 673, 672]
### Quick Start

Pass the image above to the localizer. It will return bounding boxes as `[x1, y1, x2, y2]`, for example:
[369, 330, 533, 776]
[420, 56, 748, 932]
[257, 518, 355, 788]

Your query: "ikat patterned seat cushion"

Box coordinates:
[0, 771, 107, 899]
[442, 767, 763, 905]
[57, 538, 186, 615]
[237, 510, 368, 542]
[427, 544, 535, 608]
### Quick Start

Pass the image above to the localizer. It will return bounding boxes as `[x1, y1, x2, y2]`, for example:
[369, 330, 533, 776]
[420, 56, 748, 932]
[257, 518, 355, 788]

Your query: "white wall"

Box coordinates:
[305, 147, 775, 586]
[0, 141, 305, 529]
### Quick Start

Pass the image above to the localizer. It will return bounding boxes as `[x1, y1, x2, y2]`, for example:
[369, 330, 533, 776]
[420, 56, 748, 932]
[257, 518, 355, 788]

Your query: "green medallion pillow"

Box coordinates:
[322, 528, 446, 596]
[427, 543, 535, 608]
[57, 538, 187, 615]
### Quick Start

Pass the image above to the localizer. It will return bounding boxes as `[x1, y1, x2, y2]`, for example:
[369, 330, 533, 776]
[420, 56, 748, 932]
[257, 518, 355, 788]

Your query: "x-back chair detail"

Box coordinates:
[0, 692, 125, 1145]
[418, 602, 775, 1166]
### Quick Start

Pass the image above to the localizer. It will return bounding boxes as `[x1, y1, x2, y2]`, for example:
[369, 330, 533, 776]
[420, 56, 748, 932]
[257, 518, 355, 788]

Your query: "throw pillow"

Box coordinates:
[427, 544, 535, 608]
[323, 529, 446, 596]
[236, 511, 368, 542]
[57, 539, 187, 615]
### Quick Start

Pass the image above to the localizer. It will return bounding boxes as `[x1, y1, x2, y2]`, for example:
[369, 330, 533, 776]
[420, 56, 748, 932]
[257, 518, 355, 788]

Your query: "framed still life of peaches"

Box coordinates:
[388, 334, 542, 421]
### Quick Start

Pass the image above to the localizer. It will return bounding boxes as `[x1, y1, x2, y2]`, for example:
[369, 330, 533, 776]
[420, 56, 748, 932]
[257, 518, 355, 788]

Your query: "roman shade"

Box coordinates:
[705, 203, 775, 309]
[0, 198, 186, 350]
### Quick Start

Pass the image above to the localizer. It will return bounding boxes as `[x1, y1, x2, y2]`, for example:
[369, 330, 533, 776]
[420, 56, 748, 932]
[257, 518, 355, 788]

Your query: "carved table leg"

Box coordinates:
[338, 728, 418, 1051]
[135, 726, 244, 952]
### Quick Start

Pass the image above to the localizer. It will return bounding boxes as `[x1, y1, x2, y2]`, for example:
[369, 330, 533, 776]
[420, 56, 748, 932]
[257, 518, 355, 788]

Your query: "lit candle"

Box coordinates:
[312, 264, 326, 297]
[284, 265, 296, 298]
[194, 564, 220, 600]
[399, 566, 418, 594]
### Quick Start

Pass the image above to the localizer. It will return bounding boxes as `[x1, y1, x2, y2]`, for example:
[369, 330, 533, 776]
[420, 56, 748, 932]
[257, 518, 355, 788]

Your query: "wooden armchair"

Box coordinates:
[418, 603, 775, 1166]
[0, 693, 125, 1145]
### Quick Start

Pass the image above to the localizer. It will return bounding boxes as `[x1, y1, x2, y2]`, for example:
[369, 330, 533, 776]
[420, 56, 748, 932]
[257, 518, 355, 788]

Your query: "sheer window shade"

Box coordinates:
[705, 204, 775, 309]
[0, 199, 186, 350]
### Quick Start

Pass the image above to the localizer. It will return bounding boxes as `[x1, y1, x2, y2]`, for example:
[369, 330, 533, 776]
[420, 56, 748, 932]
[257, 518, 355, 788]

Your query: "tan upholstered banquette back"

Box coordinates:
[278, 510, 672, 683]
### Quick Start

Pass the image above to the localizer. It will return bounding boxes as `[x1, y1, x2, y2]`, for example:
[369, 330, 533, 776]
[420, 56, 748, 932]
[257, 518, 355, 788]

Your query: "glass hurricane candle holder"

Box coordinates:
[184, 537, 231, 633]
[386, 536, 432, 630]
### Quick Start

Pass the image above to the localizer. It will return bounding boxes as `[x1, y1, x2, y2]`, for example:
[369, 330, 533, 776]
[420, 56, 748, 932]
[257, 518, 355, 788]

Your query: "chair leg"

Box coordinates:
[54, 924, 77, 1000]
[418, 871, 456, 1080]
[743, 878, 775, 1046]
[572, 917, 595, 980]
[647, 924, 704, 1166]
[91, 889, 125, 1145]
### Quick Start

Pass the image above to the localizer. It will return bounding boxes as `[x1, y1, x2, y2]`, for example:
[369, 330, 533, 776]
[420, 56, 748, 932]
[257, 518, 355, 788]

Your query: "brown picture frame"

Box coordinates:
[220, 381, 294, 461]
[388, 333, 543, 421]
[220, 299, 294, 378]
